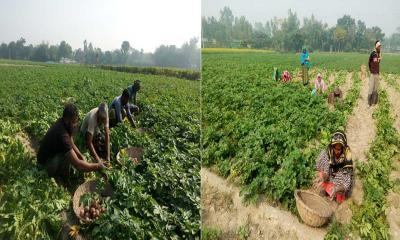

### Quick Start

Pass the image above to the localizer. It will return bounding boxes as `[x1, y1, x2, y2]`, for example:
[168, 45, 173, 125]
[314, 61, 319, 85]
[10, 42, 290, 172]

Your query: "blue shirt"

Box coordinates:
[110, 96, 132, 123]
[127, 85, 137, 103]
[300, 51, 309, 65]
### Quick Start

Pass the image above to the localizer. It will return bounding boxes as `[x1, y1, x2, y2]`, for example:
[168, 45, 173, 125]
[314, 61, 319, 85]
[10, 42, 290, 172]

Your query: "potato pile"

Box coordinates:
[132, 157, 139, 165]
[79, 198, 106, 221]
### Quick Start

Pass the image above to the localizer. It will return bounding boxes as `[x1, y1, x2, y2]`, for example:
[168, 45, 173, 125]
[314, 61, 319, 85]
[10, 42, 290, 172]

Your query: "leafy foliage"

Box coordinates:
[0, 61, 200, 238]
[349, 89, 400, 239]
[202, 52, 361, 211]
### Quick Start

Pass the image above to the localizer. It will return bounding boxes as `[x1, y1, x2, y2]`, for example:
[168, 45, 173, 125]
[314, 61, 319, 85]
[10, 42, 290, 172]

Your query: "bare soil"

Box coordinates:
[201, 168, 327, 240]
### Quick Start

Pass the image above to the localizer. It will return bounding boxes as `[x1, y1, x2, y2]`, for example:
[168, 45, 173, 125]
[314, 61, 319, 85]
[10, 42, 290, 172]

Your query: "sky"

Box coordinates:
[202, 0, 400, 36]
[0, 0, 201, 52]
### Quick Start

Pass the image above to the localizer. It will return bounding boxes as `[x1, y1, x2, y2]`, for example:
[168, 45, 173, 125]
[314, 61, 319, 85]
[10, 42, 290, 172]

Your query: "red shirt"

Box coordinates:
[368, 51, 380, 74]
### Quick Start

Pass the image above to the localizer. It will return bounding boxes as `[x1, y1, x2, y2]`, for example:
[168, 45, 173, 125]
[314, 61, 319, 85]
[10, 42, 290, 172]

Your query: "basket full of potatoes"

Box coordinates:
[72, 180, 112, 224]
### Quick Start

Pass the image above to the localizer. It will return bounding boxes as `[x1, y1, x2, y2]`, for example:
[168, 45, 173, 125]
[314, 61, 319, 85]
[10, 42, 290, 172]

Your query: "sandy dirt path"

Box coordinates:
[341, 72, 354, 99]
[201, 168, 327, 240]
[345, 71, 376, 164]
[341, 69, 377, 208]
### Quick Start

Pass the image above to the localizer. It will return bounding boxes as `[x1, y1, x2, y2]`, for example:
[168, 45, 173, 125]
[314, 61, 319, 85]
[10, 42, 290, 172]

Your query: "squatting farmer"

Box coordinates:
[37, 104, 106, 185]
[312, 73, 327, 96]
[273, 67, 281, 81]
[109, 89, 137, 128]
[80, 102, 110, 163]
[328, 87, 343, 105]
[282, 70, 292, 83]
[368, 40, 381, 106]
[315, 131, 353, 203]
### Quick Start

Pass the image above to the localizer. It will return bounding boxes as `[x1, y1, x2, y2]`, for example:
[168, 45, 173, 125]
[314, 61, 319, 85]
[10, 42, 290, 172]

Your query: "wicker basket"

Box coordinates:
[116, 147, 143, 165]
[294, 190, 333, 227]
[72, 180, 112, 224]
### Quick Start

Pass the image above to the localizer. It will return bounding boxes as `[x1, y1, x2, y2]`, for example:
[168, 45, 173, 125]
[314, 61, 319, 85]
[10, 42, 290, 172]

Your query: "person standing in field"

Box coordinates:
[80, 103, 110, 163]
[127, 80, 141, 114]
[37, 104, 106, 186]
[300, 47, 310, 86]
[109, 89, 137, 128]
[368, 40, 381, 106]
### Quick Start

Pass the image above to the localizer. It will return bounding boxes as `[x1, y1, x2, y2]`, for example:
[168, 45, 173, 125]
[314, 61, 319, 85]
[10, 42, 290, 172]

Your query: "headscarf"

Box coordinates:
[327, 131, 352, 168]
[314, 73, 326, 93]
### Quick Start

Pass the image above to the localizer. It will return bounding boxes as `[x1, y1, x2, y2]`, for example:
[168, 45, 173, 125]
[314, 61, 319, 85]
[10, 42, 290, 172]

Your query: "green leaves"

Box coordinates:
[0, 63, 200, 239]
[202, 52, 362, 211]
[350, 89, 400, 239]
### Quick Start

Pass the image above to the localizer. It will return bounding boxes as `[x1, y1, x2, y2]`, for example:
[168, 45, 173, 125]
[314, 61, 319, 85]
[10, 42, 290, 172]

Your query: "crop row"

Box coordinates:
[0, 62, 200, 239]
[100, 65, 200, 80]
[202, 52, 361, 211]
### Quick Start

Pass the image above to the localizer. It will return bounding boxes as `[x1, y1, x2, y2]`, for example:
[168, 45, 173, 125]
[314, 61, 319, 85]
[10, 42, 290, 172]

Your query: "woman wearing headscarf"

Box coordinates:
[300, 47, 310, 86]
[315, 131, 353, 203]
[312, 73, 327, 95]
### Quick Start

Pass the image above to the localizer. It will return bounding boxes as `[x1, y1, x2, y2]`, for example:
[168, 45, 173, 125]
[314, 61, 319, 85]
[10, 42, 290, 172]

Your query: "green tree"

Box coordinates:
[58, 41, 72, 59]
[219, 6, 234, 46]
[301, 15, 327, 51]
[121, 41, 130, 55]
[232, 16, 253, 45]
[15, 38, 26, 59]
[336, 15, 356, 51]
[281, 9, 301, 51]
[334, 26, 347, 51]
[31, 43, 49, 61]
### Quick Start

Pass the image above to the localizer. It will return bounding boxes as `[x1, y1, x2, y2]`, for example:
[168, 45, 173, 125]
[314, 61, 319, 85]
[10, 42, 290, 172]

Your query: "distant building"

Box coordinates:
[202, 38, 217, 48]
[59, 57, 77, 64]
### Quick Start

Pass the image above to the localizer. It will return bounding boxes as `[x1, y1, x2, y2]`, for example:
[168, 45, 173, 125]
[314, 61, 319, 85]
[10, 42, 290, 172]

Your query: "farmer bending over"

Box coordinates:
[80, 102, 110, 163]
[328, 87, 343, 105]
[127, 80, 141, 114]
[315, 131, 353, 203]
[273, 67, 281, 81]
[37, 104, 105, 185]
[109, 89, 136, 128]
[312, 73, 327, 95]
[282, 70, 292, 83]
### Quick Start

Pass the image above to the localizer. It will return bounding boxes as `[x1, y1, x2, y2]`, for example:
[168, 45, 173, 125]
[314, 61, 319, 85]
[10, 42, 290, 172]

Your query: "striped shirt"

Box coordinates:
[316, 150, 353, 192]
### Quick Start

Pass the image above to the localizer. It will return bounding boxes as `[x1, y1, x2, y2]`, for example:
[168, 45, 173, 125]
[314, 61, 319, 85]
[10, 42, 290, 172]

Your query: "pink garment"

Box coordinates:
[314, 78, 327, 92]
[282, 70, 292, 83]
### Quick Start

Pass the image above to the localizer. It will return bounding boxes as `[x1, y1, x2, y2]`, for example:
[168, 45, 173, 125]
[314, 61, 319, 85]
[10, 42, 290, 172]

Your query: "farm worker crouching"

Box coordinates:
[328, 87, 343, 105]
[272, 67, 281, 81]
[281, 70, 292, 83]
[315, 131, 353, 203]
[312, 73, 327, 95]
[127, 79, 141, 114]
[368, 40, 381, 106]
[80, 102, 110, 163]
[109, 89, 137, 128]
[37, 104, 106, 185]
[300, 47, 310, 86]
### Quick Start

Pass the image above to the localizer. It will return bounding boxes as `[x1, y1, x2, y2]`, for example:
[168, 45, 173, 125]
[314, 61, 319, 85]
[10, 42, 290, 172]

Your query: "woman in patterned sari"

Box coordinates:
[315, 131, 353, 203]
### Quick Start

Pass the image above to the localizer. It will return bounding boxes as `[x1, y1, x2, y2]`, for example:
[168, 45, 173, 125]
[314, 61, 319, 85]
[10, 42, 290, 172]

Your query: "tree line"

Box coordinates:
[202, 7, 400, 52]
[0, 37, 200, 69]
